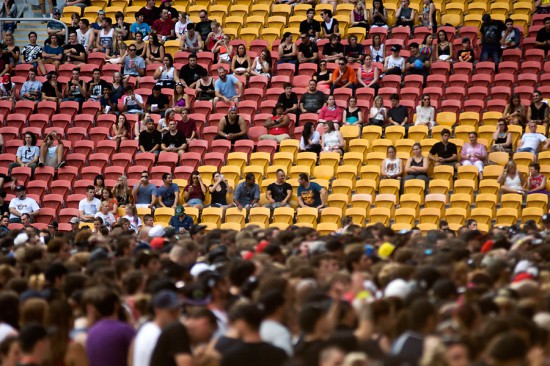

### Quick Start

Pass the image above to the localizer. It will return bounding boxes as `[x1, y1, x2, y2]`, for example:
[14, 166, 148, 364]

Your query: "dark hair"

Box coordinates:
[276, 168, 285, 175]
[282, 31, 292, 40]
[338, 56, 347, 64]
[28, 31, 37, 38]
[299, 303, 326, 334]
[469, 131, 478, 138]
[505, 17, 513, 24]
[24, 132, 37, 146]
[325, 121, 336, 133]
[260, 47, 272, 65]
[283, 82, 292, 89]
[104, 17, 113, 25]
[115, 11, 124, 20]
[530, 163, 540, 171]
[302, 122, 315, 142]
[545, 17, 550, 23]
[437, 30, 448, 43]
[298, 173, 309, 182]
[390, 93, 399, 100]
[163, 53, 174, 67]
[422, 33, 433, 45]
[162, 173, 172, 180]
[441, 128, 451, 136]
[150, 33, 161, 46]
[387, 145, 396, 153]
[245, 172, 255, 181]
[186, 22, 194, 30]
[94, 174, 105, 187]
[322, 9, 333, 17]
[87, 185, 95, 192]
[229, 303, 264, 331]
[188, 53, 197, 60]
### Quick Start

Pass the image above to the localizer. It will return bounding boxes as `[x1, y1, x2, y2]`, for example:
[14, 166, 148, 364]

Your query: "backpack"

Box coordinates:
[483, 22, 500, 44]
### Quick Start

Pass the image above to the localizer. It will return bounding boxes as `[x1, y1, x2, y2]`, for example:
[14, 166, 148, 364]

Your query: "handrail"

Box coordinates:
[0, 18, 69, 44]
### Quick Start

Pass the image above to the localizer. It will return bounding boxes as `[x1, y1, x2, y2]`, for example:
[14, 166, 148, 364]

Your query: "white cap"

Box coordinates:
[14, 233, 29, 247]
[384, 279, 413, 299]
[190, 262, 212, 278]
[148, 225, 166, 238]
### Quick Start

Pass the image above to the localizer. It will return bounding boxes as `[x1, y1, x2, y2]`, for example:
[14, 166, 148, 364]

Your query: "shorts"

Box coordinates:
[2, 23, 15, 33]
[187, 198, 203, 206]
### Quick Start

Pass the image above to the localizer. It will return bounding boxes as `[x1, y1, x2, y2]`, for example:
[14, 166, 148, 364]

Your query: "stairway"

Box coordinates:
[11, 0, 51, 47]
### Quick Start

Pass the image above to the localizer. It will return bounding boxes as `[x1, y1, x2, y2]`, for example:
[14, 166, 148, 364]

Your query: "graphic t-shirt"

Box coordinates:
[297, 182, 323, 207]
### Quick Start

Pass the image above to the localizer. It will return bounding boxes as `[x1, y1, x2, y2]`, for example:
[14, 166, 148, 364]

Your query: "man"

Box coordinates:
[387, 93, 410, 134]
[458, 37, 475, 63]
[299, 9, 321, 41]
[169, 204, 194, 232]
[79, 185, 101, 222]
[63, 31, 87, 66]
[143, 214, 154, 227]
[87, 68, 111, 101]
[21, 213, 39, 234]
[91, 9, 106, 34]
[216, 107, 249, 143]
[0, 216, 9, 232]
[323, 34, 344, 62]
[132, 290, 182, 366]
[331, 57, 356, 93]
[9, 185, 40, 223]
[480, 14, 505, 69]
[160, 0, 179, 20]
[276, 83, 299, 116]
[297, 173, 327, 211]
[501, 18, 521, 49]
[47, 8, 66, 45]
[179, 23, 203, 53]
[178, 54, 207, 88]
[298, 35, 319, 64]
[69, 216, 80, 231]
[38, 131, 66, 169]
[265, 169, 292, 209]
[152, 9, 175, 41]
[428, 128, 459, 168]
[214, 66, 243, 105]
[190, 224, 207, 242]
[123, 86, 145, 116]
[133, 171, 158, 208]
[527, 90, 549, 128]
[131, 12, 151, 40]
[161, 121, 187, 159]
[405, 42, 430, 79]
[150, 308, 218, 366]
[344, 35, 365, 63]
[10, 132, 39, 176]
[22, 32, 46, 76]
[536, 17, 550, 52]
[195, 10, 212, 42]
[77, 19, 95, 53]
[177, 108, 197, 141]
[234, 173, 260, 212]
[20, 68, 43, 102]
[260, 104, 291, 143]
[139, 0, 161, 28]
[146, 85, 170, 116]
[139, 116, 162, 154]
[300, 80, 327, 114]
[157, 173, 180, 208]
[121, 45, 146, 84]
[17, 324, 51, 366]
[517, 121, 550, 156]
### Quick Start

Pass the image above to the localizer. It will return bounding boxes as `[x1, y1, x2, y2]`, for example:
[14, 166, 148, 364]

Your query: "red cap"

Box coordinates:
[512, 272, 536, 283]
[256, 240, 270, 253]
[480, 240, 494, 254]
[242, 251, 254, 260]
[2, 75, 10, 84]
[150, 237, 165, 250]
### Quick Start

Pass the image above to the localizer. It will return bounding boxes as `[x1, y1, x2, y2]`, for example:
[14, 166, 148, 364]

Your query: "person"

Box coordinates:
[260, 104, 291, 143]
[458, 37, 475, 63]
[41, 71, 63, 105]
[114, 11, 130, 40]
[153, 54, 179, 88]
[459, 132, 487, 179]
[38, 131, 65, 169]
[1, 35, 20, 77]
[94, 201, 116, 229]
[145, 34, 165, 66]
[107, 32, 127, 62]
[323, 34, 344, 62]
[112, 115, 131, 150]
[298, 35, 319, 64]
[130, 12, 151, 40]
[212, 35, 232, 65]
[300, 9, 321, 41]
[169, 204, 194, 233]
[358, 54, 380, 90]
[320, 10, 340, 38]
[63, 31, 87, 66]
[79, 185, 101, 222]
[517, 121, 550, 157]
[300, 80, 327, 114]
[9, 185, 40, 223]
[370, 0, 389, 29]
[42, 35, 63, 71]
[87, 68, 111, 102]
[132, 171, 158, 208]
[297, 173, 327, 211]
[319, 96, 343, 128]
[250, 48, 272, 79]
[370, 33, 385, 63]
[300, 122, 322, 154]
[420, 34, 434, 61]
[146, 85, 170, 117]
[121, 44, 145, 85]
[503, 93, 527, 127]
[175, 11, 191, 38]
[214, 67, 243, 106]
[415, 94, 436, 129]
[77, 19, 95, 53]
[0, 75, 15, 102]
[139, 0, 161, 27]
[381, 145, 403, 180]
[435, 30, 453, 62]
[17, 324, 51, 366]
[19, 68, 42, 102]
[94, 17, 115, 55]
[480, 14, 505, 70]
[152, 8, 175, 41]
[161, 120, 187, 158]
[123, 204, 143, 232]
[492, 121, 513, 154]
[0, 0, 17, 38]
[343, 96, 363, 131]
[383, 45, 405, 75]
[419, 0, 437, 34]
[133, 31, 148, 58]
[527, 163, 548, 195]
[63, 68, 86, 104]
[176, 108, 196, 141]
[231, 44, 250, 77]
[527, 90, 549, 128]
[368, 95, 387, 127]
[179, 55, 207, 91]
[405, 42, 430, 80]
[321, 121, 345, 154]
[205, 20, 224, 52]
[180, 23, 203, 53]
[112, 175, 133, 207]
[209, 172, 233, 215]
[172, 83, 190, 113]
[313, 60, 332, 89]
[276, 83, 299, 116]
[265, 169, 292, 209]
[21, 32, 46, 76]
[535, 17, 550, 52]
[215, 106, 249, 144]
[123, 86, 145, 117]
[501, 18, 521, 49]
[101, 188, 119, 216]
[9, 132, 39, 177]
[233, 173, 260, 212]
[428, 128, 459, 168]
[395, 0, 415, 34]
[404, 143, 429, 192]
[157, 173, 180, 209]
[278, 32, 298, 65]
[331, 57, 356, 93]
[184, 171, 206, 210]
[498, 161, 526, 195]
[387, 93, 410, 133]
[350, 3, 369, 31]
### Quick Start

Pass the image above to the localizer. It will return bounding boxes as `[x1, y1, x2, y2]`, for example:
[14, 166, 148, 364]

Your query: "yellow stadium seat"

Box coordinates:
[229, 3, 250, 17]
[289, 15, 306, 28]
[478, 125, 496, 144]
[501, 193, 523, 216]
[296, 152, 317, 175]
[293, 3, 311, 16]
[360, 165, 380, 183]
[513, 1, 533, 15]
[488, 152, 509, 167]
[251, 4, 270, 20]
[279, 139, 299, 160]
[454, 125, 476, 143]
[297, 207, 319, 228]
[269, 222, 289, 230]
[313, 165, 334, 181]
[444, 2, 464, 15]
[185, 207, 200, 224]
[366, 152, 386, 167]
[371, 139, 392, 153]
[379, 179, 400, 198]
[475, 193, 497, 217]
[467, 2, 487, 15]
[336, 3, 355, 13]
[336, 165, 357, 188]
[327, 193, 349, 212]
[239, 27, 258, 44]
[243, 166, 264, 185]
[526, 193, 548, 212]
[105, 6, 126, 19]
[250, 152, 271, 175]
[400, 193, 421, 216]
[513, 152, 534, 168]
[490, 2, 510, 17]
[395, 139, 415, 156]
[225, 207, 246, 228]
[283, 27, 301, 40]
[350, 194, 372, 211]
[395, 208, 417, 226]
[210, 5, 228, 21]
[332, 179, 353, 198]
[482, 165, 504, 181]
[249, 207, 271, 228]
[424, 193, 446, 217]
[510, 14, 530, 34]
[267, 15, 287, 31]
[417, 223, 438, 234]
[523, 207, 544, 225]
[385, 126, 405, 144]
[440, 14, 462, 27]
[450, 193, 472, 216]
[539, 152, 550, 168]
[436, 112, 456, 127]
[271, 4, 292, 21]
[83, 6, 103, 18]
[495, 207, 518, 226]
[334, 15, 350, 33]
[342, 152, 363, 171]
[317, 222, 339, 235]
[428, 179, 450, 196]
[463, 14, 483, 27]
[312, 179, 329, 191]
[227, 152, 248, 174]
[154, 207, 174, 224]
[347, 27, 367, 42]
[319, 152, 341, 171]
[454, 179, 474, 200]
[407, 125, 429, 142]
[362, 125, 383, 141]
[471, 207, 493, 227]
[201, 207, 223, 228]
[420, 138, 439, 155]
[221, 222, 243, 231]
[346, 207, 367, 226]
[457, 165, 478, 189]
[220, 166, 241, 188]
[479, 179, 500, 196]
[289, 165, 311, 180]
[355, 179, 376, 196]
[458, 112, 480, 128]
[188, 4, 206, 17]
[349, 139, 370, 161]
[273, 152, 294, 173]
[482, 112, 503, 127]
[261, 28, 282, 46]
[63, 5, 83, 16]
[246, 15, 266, 30]
[273, 207, 295, 225]
[341, 125, 361, 147]
[404, 179, 425, 198]
[369, 207, 391, 226]
[392, 223, 413, 231]
[445, 208, 467, 231]
[433, 165, 454, 190]
[320, 207, 343, 224]
[374, 194, 397, 217]
[419, 208, 441, 225]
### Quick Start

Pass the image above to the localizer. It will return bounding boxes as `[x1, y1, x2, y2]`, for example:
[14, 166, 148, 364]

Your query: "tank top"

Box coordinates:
[409, 157, 425, 176]
[185, 32, 200, 48]
[345, 107, 360, 124]
[198, 78, 214, 100]
[223, 115, 242, 134]
[210, 181, 228, 206]
[149, 44, 161, 58]
[77, 28, 91, 49]
[386, 56, 404, 70]
[437, 43, 450, 56]
[353, 10, 366, 22]
[135, 44, 145, 57]
[234, 57, 248, 70]
[322, 18, 338, 35]
[495, 133, 508, 144]
[505, 174, 522, 190]
[361, 65, 375, 82]
[371, 45, 384, 62]
[280, 44, 295, 62]
[315, 71, 330, 82]
[530, 174, 544, 191]
[372, 9, 387, 26]
[530, 103, 548, 122]
[159, 66, 175, 82]
[99, 28, 114, 51]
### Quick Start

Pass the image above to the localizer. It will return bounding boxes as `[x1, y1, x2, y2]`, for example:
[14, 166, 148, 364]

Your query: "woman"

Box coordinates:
[41, 71, 63, 104]
[206, 20, 224, 51]
[112, 175, 133, 206]
[503, 93, 526, 127]
[300, 122, 322, 154]
[94, 174, 106, 199]
[383, 45, 405, 75]
[134, 113, 151, 138]
[232, 44, 250, 77]
[528, 163, 548, 195]
[278, 32, 298, 64]
[321, 121, 345, 154]
[381, 145, 402, 180]
[145, 33, 165, 65]
[111, 72, 124, 99]
[0, 0, 17, 38]
[492, 121, 513, 154]
[154, 54, 179, 88]
[395, 0, 415, 34]
[420, 34, 434, 61]
[343, 96, 363, 131]
[133, 32, 147, 58]
[498, 161, 526, 194]
[319, 95, 343, 128]
[358, 54, 380, 89]
[370, 0, 389, 29]
[95, 202, 116, 229]
[212, 34, 232, 64]
[1, 34, 19, 76]
[313, 60, 332, 89]
[122, 204, 142, 232]
[112, 114, 131, 149]
[0, 74, 15, 101]
[92, 216, 105, 234]
[250, 48, 272, 79]
[184, 171, 207, 210]
[404, 143, 429, 192]
[157, 108, 174, 133]
[370, 33, 385, 63]
[419, 0, 437, 34]
[63, 69, 86, 104]
[351, 1, 369, 29]
[101, 189, 119, 217]
[47, 300, 88, 366]
[209, 171, 233, 219]
[460, 132, 487, 179]
[435, 30, 453, 62]
[415, 94, 435, 128]
[173, 82, 190, 112]
[369, 95, 387, 127]
[42, 34, 63, 70]
[320, 10, 340, 38]
[107, 31, 127, 62]
[195, 69, 216, 106]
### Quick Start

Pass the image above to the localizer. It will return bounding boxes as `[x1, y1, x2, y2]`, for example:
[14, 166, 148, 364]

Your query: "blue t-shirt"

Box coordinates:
[214, 74, 239, 99]
[123, 56, 146, 76]
[169, 214, 194, 232]
[43, 44, 63, 57]
[130, 22, 151, 38]
[157, 183, 180, 207]
[297, 182, 323, 207]
[133, 183, 157, 205]
[233, 182, 260, 206]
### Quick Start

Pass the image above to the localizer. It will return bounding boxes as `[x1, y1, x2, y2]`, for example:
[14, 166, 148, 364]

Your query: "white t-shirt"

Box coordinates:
[9, 196, 39, 219]
[132, 322, 161, 366]
[260, 320, 294, 356]
[78, 198, 101, 216]
[94, 212, 116, 228]
[123, 215, 142, 232]
[0, 323, 17, 343]
[386, 55, 404, 70]
[521, 133, 547, 150]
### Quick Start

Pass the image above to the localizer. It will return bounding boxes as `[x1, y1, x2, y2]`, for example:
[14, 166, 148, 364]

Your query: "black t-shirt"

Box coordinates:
[323, 42, 344, 56]
[196, 20, 212, 41]
[114, 22, 131, 40]
[0, 201, 9, 217]
[536, 27, 550, 45]
[344, 44, 365, 59]
[139, 129, 162, 151]
[221, 342, 288, 366]
[298, 42, 318, 59]
[429, 141, 458, 160]
[276, 92, 298, 111]
[150, 322, 192, 366]
[41, 81, 62, 98]
[458, 49, 475, 63]
[300, 91, 327, 113]
[299, 19, 321, 37]
[179, 64, 207, 87]
[481, 20, 505, 45]
[388, 105, 408, 124]
[162, 131, 186, 149]
[215, 336, 243, 355]
[267, 182, 292, 203]
[87, 79, 111, 101]
[63, 42, 86, 61]
[146, 93, 170, 112]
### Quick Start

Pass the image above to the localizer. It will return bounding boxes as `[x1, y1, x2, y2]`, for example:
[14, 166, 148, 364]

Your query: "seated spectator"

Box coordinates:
[435, 30, 453, 62]
[180, 23, 203, 53]
[101, 189, 119, 216]
[176, 109, 196, 141]
[350, 3, 369, 31]
[0, 75, 15, 101]
[319, 95, 343, 128]
[232, 44, 251, 77]
[138, 117, 162, 154]
[370, 33, 385, 63]
[22, 32, 46, 76]
[300, 80, 327, 114]
[152, 8, 175, 41]
[233, 173, 260, 212]
[498, 161, 526, 195]
[169, 205, 194, 233]
[298, 35, 319, 64]
[132, 172, 158, 209]
[323, 34, 344, 62]
[41, 71, 63, 105]
[387, 94, 410, 134]
[175, 11, 191, 39]
[405, 42, 430, 79]
[214, 67, 243, 106]
[133, 32, 147, 57]
[343, 96, 363, 130]
[161, 121, 187, 159]
[79, 185, 101, 222]
[517, 121, 550, 156]
[9, 185, 40, 223]
[459, 132, 488, 179]
[404, 143, 430, 193]
[527, 90, 549, 128]
[63, 32, 87, 66]
[313, 61, 332, 89]
[146, 85, 170, 117]
[420, 34, 434, 60]
[112, 115, 131, 150]
[321, 121, 344, 154]
[492, 121, 513, 154]
[123, 86, 145, 117]
[91, 9, 105, 35]
[121, 44, 145, 84]
[157, 108, 173, 133]
[395, 0, 416, 34]
[501, 18, 521, 49]
[415, 94, 436, 129]
[297, 173, 327, 211]
[277, 83, 299, 116]
[344, 35, 365, 63]
[320, 10, 340, 39]
[528, 163, 548, 195]
[123, 204, 143, 232]
[250, 48, 272, 79]
[87, 68, 111, 102]
[368, 95, 387, 127]
[63, 68, 86, 104]
[157, 173, 180, 209]
[458, 37, 474, 63]
[38, 131, 65, 169]
[1, 35, 19, 78]
[503, 94, 527, 127]
[383, 45, 405, 75]
[265, 169, 292, 209]
[209, 172, 233, 216]
[93, 174, 105, 199]
[95, 202, 116, 229]
[428, 128, 459, 168]
[331, 57, 356, 93]
[42, 35, 63, 71]
[0, 189, 10, 217]
[154, 54, 179, 88]
[145, 34, 165, 65]
[205, 20, 224, 51]
[100, 85, 117, 114]
[535, 17, 550, 52]
[114, 11, 130, 40]
[21, 213, 39, 234]
[184, 171, 207, 210]
[381, 145, 403, 180]
[139, 0, 161, 27]
[195, 70, 216, 107]
[112, 175, 133, 207]
[260, 103, 291, 143]
[130, 12, 151, 40]
[94, 17, 115, 55]
[215, 106, 249, 143]
[299, 9, 321, 41]
[300, 122, 322, 154]
[212, 35, 232, 65]
[20, 68, 42, 102]
[9, 132, 39, 177]
[278, 32, 298, 65]
[77, 19, 95, 54]
[172, 83, 189, 112]
[357, 54, 379, 90]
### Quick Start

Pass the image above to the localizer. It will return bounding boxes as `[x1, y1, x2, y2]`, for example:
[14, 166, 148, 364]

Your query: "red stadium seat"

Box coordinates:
[72, 140, 94, 157]
[73, 114, 94, 131]
[0, 100, 12, 117]
[15, 100, 35, 119]
[493, 73, 515, 88]
[65, 153, 87, 171]
[81, 166, 103, 180]
[102, 64, 121, 77]
[174, 166, 194, 180]
[11, 167, 31, 185]
[180, 152, 202, 171]
[6, 114, 26, 131]
[134, 153, 156, 170]
[28, 115, 49, 131]
[59, 208, 80, 223]
[203, 152, 225, 170]
[56, 166, 78, 182]
[448, 74, 470, 88]
[403, 74, 424, 89]
[73, 180, 94, 195]
[127, 166, 149, 180]
[188, 140, 208, 157]
[257, 140, 278, 159]
[59, 101, 79, 117]
[249, 75, 269, 90]
[210, 139, 231, 157]
[22, 127, 42, 138]
[4, 140, 21, 154]
[151, 165, 172, 179]
[0, 127, 19, 140]
[26, 180, 48, 201]
[33, 166, 55, 186]
[440, 100, 462, 114]
[104, 166, 126, 180]
[67, 127, 87, 142]
[520, 61, 542, 74]
[201, 126, 218, 145]
[96, 114, 117, 129]
[42, 194, 64, 213]
[81, 101, 101, 116]
[0, 154, 15, 169]
[468, 87, 488, 101]
[157, 152, 179, 168]
[119, 140, 139, 156]
[298, 63, 318, 77]
[524, 49, 544, 63]
[58, 63, 77, 77]
[35, 208, 56, 224]
[95, 140, 117, 158]
[51, 114, 72, 132]
[517, 74, 538, 89]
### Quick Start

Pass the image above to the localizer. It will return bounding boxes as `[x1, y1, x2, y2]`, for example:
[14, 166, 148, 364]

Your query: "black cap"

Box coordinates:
[391, 45, 401, 52]
[543, 214, 550, 222]
[14, 185, 26, 192]
[152, 290, 182, 310]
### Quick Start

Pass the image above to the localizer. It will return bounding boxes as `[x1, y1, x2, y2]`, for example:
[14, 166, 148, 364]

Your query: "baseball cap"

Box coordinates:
[48, 221, 59, 228]
[390, 45, 401, 52]
[542, 214, 550, 222]
[150, 237, 165, 250]
[148, 225, 166, 238]
[385, 278, 413, 299]
[175, 205, 185, 216]
[378, 242, 395, 260]
[152, 290, 182, 310]
[69, 217, 80, 224]
[14, 233, 29, 247]
[53, 7, 61, 14]
[2, 75, 10, 84]
[14, 185, 26, 192]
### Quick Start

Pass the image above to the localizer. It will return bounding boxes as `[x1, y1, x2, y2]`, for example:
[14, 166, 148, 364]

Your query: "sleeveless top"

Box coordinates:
[386, 55, 404, 69]
[505, 174, 522, 190]
[399, 7, 412, 20]
[370, 45, 384, 62]
[135, 44, 145, 57]
[185, 32, 200, 48]
[77, 28, 92, 49]
[530, 174, 544, 191]
[321, 18, 338, 35]
[234, 57, 249, 70]
[323, 131, 341, 150]
[495, 133, 508, 144]
[437, 43, 450, 56]
[408, 157, 425, 176]
[149, 44, 161, 58]
[345, 107, 360, 124]
[383, 158, 402, 176]
[530, 103, 548, 121]
[280, 44, 296, 62]
[353, 10, 366, 22]
[223, 115, 242, 134]
[210, 181, 228, 206]
[371, 9, 387, 26]
[99, 28, 114, 51]
[315, 71, 330, 82]
[361, 65, 375, 83]
[159, 66, 175, 82]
